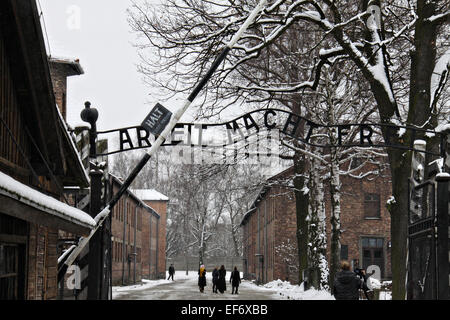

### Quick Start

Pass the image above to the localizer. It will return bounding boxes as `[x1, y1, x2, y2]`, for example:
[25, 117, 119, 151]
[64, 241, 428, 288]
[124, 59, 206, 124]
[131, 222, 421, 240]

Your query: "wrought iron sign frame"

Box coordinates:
[91, 108, 447, 158]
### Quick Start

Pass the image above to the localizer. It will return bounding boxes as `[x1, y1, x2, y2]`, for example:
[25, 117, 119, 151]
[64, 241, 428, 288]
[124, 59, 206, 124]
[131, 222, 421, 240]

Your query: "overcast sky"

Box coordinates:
[39, 0, 183, 132]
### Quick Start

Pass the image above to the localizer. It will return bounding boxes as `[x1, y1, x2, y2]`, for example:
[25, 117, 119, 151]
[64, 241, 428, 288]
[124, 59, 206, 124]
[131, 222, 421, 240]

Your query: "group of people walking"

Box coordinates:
[171, 260, 369, 299]
[198, 265, 241, 294]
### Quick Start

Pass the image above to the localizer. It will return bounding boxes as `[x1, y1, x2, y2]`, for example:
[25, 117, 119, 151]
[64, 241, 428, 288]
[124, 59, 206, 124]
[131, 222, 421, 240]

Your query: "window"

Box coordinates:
[364, 193, 380, 219]
[137, 211, 142, 231]
[340, 244, 348, 260]
[362, 237, 384, 248]
[350, 157, 364, 170]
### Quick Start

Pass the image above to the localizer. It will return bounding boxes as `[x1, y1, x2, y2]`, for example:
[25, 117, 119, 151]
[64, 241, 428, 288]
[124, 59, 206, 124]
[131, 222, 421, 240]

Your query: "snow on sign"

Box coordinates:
[141, 103, 172, 137]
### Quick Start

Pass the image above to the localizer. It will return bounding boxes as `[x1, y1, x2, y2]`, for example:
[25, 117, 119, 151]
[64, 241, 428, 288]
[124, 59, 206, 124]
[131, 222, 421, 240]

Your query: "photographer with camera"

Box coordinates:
[354, 267, 373, 300]
[333, 260, 369, 300]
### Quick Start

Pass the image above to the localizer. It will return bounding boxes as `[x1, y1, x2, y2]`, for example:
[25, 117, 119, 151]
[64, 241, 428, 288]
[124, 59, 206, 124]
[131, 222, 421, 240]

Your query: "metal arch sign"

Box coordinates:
[93, 108, 446, 157]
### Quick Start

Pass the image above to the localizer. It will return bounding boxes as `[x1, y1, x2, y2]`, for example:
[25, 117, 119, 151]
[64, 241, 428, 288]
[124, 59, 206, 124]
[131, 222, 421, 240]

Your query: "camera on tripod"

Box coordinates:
[354, 268, 367, 281]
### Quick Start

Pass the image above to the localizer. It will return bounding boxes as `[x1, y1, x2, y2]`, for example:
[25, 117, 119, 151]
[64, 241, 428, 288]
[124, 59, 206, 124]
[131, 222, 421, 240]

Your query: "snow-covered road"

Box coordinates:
[113, 271, 281, 300]
[112, 271, 335, 300]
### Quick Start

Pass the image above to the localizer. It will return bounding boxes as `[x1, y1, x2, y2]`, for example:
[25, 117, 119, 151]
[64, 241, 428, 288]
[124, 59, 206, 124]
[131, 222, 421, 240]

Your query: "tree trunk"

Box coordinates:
[359, 0, 440, 299]
[294, 152, 309, 284]
[387, 151, 411, 299]
[329, 149, 341, 290]
[308, 152, 329, 290]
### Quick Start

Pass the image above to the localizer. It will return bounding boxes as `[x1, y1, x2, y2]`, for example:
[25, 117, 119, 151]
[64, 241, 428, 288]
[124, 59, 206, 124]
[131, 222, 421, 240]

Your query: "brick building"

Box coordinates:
[109, 175, 168, 285]
[0, 0, 94, 299]
[241, 161, 392, 285]
[132, 188, 169, 280]
[49, 57, 84, 122]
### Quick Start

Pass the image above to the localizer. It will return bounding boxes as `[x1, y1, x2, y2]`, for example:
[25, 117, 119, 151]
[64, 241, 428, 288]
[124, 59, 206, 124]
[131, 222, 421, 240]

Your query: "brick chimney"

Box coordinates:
[48, 57, 84, 120]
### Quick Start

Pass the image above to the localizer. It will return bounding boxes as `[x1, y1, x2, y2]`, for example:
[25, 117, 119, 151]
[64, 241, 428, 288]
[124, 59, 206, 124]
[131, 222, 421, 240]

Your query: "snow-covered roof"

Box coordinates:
[132, 189, 169, 201]
[0, 170, 96, 230]
[49, 56, 84, 75]
[108, 173, 161, 218]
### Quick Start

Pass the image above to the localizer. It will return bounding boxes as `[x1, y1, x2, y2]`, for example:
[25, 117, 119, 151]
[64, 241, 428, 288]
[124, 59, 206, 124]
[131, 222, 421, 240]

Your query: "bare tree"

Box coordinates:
[129, 0, 450, 298]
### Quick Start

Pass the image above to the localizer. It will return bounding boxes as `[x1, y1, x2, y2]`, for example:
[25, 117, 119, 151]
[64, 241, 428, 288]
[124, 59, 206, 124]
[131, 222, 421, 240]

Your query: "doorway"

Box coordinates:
[361, 237, 384, 278]
[0, 242, 26, 299]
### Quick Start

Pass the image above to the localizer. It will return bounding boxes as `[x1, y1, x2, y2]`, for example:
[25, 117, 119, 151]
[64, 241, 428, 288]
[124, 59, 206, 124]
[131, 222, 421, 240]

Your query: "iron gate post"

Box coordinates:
[436, 173, 449, 299]
[81, 101, 104, 300]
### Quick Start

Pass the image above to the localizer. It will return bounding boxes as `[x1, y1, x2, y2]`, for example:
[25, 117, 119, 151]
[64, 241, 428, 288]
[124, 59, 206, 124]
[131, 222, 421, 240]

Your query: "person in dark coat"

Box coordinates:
[333, 260, 368, 300]
[198, 264, 207, 293]
[230, 266, 241, 294]
[168, 264, 175, 281]
[217, 265, 227, 293]
[212, 266, 219, 293]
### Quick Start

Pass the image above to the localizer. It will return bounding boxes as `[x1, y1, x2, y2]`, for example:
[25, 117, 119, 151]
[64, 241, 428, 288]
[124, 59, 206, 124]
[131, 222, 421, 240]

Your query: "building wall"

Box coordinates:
[326, 170, 392, 278]
[142, 200, 167, 279]
[141, 210, 159, 279]
[48, 62, 68, 120]
[242, 163, 392, 285]
[110, 186, 144, 286]
[0, 3, 89, 300]
[27, 225, 59, 300]
[270, 185, 298, 283]
[109, 181, 168, 285]
[0, 39, 64, 298]
[0, 33, 30, 183]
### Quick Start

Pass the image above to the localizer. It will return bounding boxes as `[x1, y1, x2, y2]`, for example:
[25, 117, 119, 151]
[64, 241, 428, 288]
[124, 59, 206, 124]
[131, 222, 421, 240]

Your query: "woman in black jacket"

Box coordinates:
[212, 266, 219, 293]
[217, 265, 227, 293]
[333, 260, 368, 300]
[230, 266, 241, 294]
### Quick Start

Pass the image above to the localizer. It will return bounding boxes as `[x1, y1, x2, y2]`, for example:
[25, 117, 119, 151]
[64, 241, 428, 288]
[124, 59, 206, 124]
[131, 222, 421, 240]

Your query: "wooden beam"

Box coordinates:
[0, 233, 27, 244]
[8, 0, 66, 173]
[0, 194, 91, 236]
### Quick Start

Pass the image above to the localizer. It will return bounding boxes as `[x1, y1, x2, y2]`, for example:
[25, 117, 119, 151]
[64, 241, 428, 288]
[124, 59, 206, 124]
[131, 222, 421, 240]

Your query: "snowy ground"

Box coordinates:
[112, 270, 335, 300]
[113, 271, 392, 300]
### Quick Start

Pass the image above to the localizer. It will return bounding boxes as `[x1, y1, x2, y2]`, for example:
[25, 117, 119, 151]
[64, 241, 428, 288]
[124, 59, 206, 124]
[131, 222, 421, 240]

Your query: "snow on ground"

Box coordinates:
[113, 270, 393, 300]
[261, 279, 334, 300]
[112, 271, 196, 298]
[113, 270, 336, 300]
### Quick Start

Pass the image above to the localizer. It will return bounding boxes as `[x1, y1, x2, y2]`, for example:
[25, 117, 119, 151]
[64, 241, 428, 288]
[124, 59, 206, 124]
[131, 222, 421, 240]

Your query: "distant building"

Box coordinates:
[241, 161, 392, 285]
[132, 188, 169, 280]
[0, 0, 93, 300]
[109, 175, 168, 285]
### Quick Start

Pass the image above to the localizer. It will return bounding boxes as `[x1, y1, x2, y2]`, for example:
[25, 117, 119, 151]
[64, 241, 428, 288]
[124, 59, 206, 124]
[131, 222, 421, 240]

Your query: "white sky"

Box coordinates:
[39, 0, 182, 132]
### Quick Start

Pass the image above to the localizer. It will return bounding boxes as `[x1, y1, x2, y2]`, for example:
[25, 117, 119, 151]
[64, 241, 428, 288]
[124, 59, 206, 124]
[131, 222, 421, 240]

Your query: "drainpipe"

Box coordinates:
[149, 213, 152, 279]
[122, 195, 128, 285]
[257, 207, 260, 284]
[264, 199, 267, 283]
[156, 217, 159, 278]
